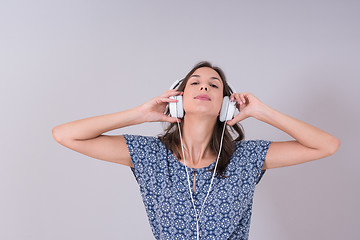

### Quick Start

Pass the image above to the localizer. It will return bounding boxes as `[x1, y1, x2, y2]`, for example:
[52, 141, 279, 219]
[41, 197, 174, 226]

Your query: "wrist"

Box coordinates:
[133, 105, 148, 124]
[253, 104, 275, 122]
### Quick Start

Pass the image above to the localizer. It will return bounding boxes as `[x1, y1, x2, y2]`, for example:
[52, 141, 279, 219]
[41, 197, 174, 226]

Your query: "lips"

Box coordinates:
[195, 94, 211, 101]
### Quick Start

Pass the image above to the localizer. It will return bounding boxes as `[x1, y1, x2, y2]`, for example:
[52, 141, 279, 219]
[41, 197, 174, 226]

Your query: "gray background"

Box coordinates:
[1, 0, 359, 239]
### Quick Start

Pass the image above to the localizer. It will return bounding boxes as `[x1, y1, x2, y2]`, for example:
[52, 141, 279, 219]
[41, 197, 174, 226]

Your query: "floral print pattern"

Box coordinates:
[123, 134, 271, 240]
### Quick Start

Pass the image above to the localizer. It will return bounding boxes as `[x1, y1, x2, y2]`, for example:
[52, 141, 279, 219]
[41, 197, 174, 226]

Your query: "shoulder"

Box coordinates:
[123, 134, 157, 143]
[233, 139, 271, 184]
[235, 139, 271, 148]
[123, 134, 164, 150]
[234, 139, 272, 156]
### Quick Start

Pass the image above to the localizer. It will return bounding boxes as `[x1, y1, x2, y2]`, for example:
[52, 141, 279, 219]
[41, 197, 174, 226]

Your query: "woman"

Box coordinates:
[52, 61, 340, 240]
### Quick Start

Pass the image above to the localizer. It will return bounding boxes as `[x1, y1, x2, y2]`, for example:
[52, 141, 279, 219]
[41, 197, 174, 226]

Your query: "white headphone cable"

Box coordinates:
[176, 118, 227, 240]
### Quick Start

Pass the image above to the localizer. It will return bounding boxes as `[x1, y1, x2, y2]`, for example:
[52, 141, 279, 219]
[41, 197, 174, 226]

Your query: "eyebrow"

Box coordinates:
[190, 74, 221, 83]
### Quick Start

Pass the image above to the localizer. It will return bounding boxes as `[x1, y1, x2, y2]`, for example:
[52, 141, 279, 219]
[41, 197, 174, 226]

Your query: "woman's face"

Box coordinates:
[183, 67, 224, 118]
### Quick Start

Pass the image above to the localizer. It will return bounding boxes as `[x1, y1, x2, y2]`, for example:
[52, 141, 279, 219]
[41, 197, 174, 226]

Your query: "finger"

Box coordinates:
[160, 89, 179, 97]
[239, 93, 247, 104]
[231, 93, 241, 103]
[226, 112, 247, 126]
[161, 89, 183, 98]
[233, 94, 244, 106]
[157, 97, 179, 103]
[163, 115, 181, 123]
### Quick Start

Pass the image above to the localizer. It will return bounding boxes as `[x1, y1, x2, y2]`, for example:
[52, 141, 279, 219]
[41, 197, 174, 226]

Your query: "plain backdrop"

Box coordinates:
[1, 0, 359, 239]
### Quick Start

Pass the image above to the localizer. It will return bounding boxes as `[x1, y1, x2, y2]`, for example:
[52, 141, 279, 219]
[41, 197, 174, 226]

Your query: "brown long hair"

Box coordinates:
[157, 61, 245, 178]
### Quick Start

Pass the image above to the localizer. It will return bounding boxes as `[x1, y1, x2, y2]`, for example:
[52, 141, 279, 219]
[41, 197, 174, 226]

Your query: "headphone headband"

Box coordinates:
[169, 78, 185, 90]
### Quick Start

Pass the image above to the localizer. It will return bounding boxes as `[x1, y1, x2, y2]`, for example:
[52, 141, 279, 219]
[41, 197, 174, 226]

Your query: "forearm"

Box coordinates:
[52, 106, 145, 142]
[255, 104, 340, 154]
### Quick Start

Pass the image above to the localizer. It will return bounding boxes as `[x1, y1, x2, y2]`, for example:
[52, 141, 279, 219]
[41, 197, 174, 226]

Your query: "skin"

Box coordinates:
[143, 66, 341, 170]
[178, 67, 226, 168]
[52, 66, 341, 195]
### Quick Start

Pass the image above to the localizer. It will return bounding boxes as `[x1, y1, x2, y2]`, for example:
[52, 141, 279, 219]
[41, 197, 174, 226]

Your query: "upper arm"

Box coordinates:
[262, 140, 337, 170]
[53, 134, 133, 167]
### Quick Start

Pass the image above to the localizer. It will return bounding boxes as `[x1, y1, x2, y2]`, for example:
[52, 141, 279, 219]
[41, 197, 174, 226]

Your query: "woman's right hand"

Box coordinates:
[138, 89, 183, 123]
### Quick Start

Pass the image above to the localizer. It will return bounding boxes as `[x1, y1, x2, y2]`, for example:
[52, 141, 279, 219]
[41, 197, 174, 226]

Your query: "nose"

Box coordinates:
[200, 86, 208, 91]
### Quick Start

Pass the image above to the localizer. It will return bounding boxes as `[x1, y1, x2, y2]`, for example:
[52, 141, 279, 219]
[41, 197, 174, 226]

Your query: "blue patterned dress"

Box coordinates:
[123, 134, 271, 240]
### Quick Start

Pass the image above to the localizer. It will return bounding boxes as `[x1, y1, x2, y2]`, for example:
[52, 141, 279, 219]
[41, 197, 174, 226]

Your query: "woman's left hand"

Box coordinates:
[226, 92, 268, 126]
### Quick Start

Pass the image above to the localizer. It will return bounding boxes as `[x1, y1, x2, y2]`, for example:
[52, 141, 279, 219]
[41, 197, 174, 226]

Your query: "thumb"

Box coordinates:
[226, 112, 247, 126]
[163, 115, 181, 123]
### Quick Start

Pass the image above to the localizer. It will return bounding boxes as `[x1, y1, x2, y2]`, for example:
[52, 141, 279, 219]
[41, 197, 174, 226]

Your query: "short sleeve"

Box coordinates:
[122, 134, 160, 184]
[236, 139, 271, 185]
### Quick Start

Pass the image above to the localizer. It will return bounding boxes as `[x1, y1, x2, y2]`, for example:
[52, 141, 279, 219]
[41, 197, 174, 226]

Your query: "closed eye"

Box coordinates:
[190, 82, 218, 88]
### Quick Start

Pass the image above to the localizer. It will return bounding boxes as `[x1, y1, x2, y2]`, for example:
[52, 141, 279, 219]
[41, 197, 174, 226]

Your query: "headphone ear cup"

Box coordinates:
[219, 96, 236, 122]
[169, 95, 184, 118]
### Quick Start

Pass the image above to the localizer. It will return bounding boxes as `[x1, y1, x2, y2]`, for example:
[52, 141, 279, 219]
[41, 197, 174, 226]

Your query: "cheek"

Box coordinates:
[181, 93, 191, 110]
[216, 98, 224, 112]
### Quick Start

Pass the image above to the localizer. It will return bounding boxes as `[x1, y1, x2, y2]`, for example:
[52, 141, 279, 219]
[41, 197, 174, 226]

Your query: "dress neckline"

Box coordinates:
[168, 149, 217, 171]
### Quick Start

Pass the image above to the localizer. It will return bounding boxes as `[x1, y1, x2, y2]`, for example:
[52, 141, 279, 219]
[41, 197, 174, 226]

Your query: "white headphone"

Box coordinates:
[166, 78, 238, 240]
[168, 78, 237, 121]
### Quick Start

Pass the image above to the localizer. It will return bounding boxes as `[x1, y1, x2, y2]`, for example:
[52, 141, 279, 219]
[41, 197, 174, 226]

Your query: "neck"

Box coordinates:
[178, 113, 217, 167]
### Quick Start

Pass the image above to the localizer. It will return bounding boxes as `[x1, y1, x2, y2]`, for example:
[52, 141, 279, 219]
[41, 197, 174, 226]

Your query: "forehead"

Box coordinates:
[189, 67, 222, 83]
[193, 67, 220, 77]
